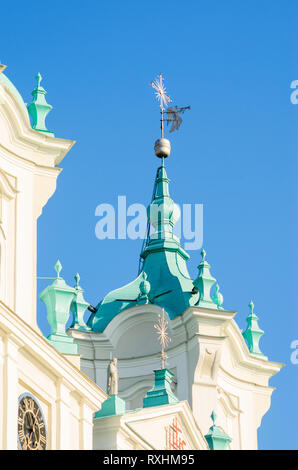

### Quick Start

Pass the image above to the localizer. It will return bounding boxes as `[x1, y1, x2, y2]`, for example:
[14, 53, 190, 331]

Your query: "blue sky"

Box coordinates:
[1, 0, 297, 449]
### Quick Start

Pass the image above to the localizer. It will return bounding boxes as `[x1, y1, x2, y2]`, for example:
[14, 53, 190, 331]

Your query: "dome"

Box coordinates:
[0, 72, 29, 120]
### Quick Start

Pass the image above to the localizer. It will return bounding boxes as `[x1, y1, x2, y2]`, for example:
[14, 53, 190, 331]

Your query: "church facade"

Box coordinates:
[0, 64, 283, 450]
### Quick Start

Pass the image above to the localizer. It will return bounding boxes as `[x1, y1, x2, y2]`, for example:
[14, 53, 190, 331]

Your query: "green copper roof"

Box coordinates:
[0, 72, 29, 119]
[90, 161, 207, 332]
[94, 394, 126, 419]
[89, 159, 224, 332]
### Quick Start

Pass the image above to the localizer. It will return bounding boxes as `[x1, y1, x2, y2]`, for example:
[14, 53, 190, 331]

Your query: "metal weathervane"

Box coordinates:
[151, 73, 190, 137]
[154, 309, 171, 369]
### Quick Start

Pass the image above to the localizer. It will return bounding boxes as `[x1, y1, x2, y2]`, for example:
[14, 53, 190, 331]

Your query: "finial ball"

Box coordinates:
[154, 138, 171, 158]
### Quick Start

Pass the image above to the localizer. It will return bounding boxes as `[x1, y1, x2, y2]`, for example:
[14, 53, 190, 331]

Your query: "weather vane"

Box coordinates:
[154, 309, 171, 369]
[151, 73, 190, 138]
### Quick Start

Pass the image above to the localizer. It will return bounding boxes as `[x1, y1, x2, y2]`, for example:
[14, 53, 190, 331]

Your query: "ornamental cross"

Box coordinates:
[151, 74, 190, 138]
[154, 309, 171, 369]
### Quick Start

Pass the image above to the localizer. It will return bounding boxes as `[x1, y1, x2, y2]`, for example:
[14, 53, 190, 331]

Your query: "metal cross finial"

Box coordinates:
[154, 309, 171, 369]
[201, 248, 206, 260]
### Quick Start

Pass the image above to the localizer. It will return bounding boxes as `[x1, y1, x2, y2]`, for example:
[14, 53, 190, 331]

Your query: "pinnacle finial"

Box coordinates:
[74, 272, 80, 287]
[137, 271, 151, 304]
[211, 410, 217, 425]
[243, 301, 267, 358]
[27, 72, 54, 136]
[54, 260, 62, 278]
[36, 72, 42, 87]
[205, 411, 232, 450]
[193, 249, 218, 309]
[212, 283, 224, 309]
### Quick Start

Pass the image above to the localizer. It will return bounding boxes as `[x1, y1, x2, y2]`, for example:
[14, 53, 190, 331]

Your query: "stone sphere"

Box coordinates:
[154, 138, 171, 158]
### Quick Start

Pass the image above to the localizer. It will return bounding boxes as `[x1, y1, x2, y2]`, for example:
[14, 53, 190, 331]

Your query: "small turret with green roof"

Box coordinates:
[39, 260, 78, 355]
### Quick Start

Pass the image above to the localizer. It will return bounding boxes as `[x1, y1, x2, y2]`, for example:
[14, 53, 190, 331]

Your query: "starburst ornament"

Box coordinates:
[151, 74, 172, 111]
[151, 74, 190, 139]
[154, 309, 171, 369]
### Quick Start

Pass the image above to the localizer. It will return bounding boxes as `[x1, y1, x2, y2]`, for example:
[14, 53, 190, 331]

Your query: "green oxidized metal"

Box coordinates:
[27, 73, 54, 136]
[89, 160, 223, 332]
[193, 249, 218, 309]
[94, 395, 126, 419]
[39, 260, 78, 355]
[143, 369, 179, 408]
[242, 301, 267, 359]
[204, 411, 232, 450]
[211, 283, 224, 309]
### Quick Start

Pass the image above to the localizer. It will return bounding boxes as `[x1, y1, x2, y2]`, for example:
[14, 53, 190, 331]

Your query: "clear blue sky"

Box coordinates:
[1, 0, 297, 449]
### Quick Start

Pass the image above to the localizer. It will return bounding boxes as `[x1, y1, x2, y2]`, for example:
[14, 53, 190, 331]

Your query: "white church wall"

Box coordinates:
[0, 301, 107, 450]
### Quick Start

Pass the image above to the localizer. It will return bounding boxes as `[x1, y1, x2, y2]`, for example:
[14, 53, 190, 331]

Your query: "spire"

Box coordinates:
[204, 411, 232, 450]
[155, 161, 170, 199]
[242, 301, 267, 358]
[39, 260, 78, 355]
[193, 249, 217, 309]
[27, 73, 54, 136]
[141, 148, 187, 261]
[70, 273, 91, 330]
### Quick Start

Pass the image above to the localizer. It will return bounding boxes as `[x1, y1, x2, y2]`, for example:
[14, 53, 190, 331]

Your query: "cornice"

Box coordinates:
[0, 81, 74, 168]
[0, 301, 108, 408]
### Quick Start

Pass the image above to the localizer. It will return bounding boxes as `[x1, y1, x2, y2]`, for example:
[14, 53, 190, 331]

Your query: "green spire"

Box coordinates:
[193, 249, 217, 309]
[27, 73, 54, 136]
[70, 273, 91, 330]
[143, 369, 179, 408]
[39, 260, 78, 355]
[155, 162, 170, 199]
[141, 161, 187, 260]
[242, 301, 267, 359]
[212, 283, 224, 309]
[204, 411, 232, 450]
